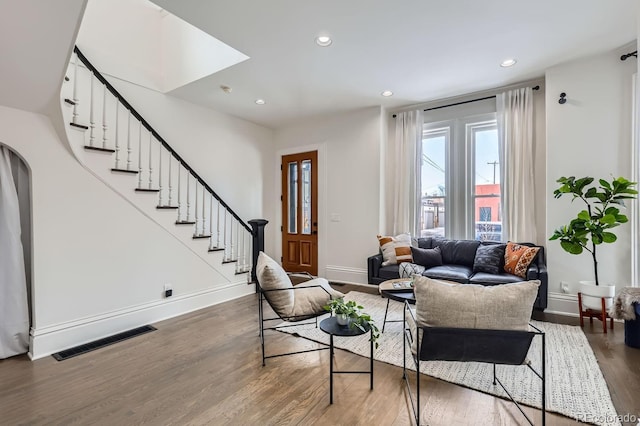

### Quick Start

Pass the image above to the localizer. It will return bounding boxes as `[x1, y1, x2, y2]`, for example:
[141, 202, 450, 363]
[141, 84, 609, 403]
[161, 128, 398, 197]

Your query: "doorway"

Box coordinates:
[281, 151, 318, 275]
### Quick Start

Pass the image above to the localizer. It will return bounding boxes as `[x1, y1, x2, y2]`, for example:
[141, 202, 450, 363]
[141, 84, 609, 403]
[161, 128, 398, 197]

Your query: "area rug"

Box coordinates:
[277, 291, 621, 426]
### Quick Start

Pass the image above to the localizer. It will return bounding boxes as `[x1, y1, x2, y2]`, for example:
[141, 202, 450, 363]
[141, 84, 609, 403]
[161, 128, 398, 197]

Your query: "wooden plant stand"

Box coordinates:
[578, 292, 614, 333]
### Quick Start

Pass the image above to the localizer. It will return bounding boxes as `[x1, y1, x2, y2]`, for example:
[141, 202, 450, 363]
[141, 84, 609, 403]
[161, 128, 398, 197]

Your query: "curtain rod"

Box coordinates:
[621, 50, 637, 61]
[392, 85, 540, 118]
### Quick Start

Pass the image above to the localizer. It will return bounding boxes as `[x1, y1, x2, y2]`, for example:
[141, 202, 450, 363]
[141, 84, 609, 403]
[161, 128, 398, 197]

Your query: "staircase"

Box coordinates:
[60, 46, 265, 283]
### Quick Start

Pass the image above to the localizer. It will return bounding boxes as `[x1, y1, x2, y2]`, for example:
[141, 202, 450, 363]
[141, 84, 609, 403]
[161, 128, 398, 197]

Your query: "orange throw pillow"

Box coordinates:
[504, 242, 540, 278]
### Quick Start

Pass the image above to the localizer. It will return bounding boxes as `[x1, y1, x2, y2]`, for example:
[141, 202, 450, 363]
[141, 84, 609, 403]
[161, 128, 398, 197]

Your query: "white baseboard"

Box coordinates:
[325, 265, 368, 285]
[29, 280, 254, 360]
[545, 291, 578, 317]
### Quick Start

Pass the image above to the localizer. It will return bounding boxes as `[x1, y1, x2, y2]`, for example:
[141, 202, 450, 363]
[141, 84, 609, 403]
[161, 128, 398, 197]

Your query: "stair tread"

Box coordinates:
[84, 145, 115, 153]
[208, 247, 225, 252]
[112, 168, 139, 174]
[157, 205, 178, 209]
[176, 221, 196, 225]
[193, 235, 211, 239]
[70, 122, 88, 130]
[222, 259, 238, 264]
[135, 188, 160, 193]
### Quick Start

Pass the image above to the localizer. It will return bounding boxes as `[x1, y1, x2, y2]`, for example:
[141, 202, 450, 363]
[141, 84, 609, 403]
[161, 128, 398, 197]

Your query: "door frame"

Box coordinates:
[274, 143, 327, 277]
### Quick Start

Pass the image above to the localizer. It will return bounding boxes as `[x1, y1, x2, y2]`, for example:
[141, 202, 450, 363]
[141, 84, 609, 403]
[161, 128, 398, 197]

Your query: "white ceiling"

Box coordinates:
[149, 0, 638, 129]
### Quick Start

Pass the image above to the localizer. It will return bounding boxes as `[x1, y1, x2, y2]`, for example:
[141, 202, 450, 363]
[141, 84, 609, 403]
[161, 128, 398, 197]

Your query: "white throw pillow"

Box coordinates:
[378, 233, 412, 266]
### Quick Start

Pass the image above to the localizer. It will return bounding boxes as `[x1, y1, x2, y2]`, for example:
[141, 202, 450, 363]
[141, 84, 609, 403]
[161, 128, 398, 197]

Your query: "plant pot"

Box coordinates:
[336, 313, 350, 326]
[579, 281, 616, 310]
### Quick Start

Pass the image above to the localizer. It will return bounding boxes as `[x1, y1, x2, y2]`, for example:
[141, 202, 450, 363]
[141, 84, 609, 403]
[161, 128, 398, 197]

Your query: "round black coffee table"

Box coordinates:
[379, 278, 416, 332]
[319, 316, 373, 404]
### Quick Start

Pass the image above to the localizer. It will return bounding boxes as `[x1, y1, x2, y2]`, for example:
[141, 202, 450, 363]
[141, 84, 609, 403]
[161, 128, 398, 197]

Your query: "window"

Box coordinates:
[420, 128, 448, 238]
[419, 107, 502, 241]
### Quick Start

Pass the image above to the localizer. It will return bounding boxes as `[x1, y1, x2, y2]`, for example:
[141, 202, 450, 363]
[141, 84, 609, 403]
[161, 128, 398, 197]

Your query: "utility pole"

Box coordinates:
[487, 160, 499, 184]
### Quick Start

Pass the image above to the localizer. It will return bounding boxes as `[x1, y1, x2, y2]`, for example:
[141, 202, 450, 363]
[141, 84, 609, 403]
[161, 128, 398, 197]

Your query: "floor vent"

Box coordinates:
[52, 325, 157, 361]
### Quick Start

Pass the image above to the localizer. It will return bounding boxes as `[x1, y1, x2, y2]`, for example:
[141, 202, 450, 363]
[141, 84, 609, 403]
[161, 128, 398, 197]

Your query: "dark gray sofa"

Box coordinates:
[367, 237, 548, 310]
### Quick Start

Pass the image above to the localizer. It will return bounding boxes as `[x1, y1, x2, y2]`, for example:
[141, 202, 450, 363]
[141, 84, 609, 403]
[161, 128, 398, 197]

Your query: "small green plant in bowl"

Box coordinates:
[324, 297, 380, 348]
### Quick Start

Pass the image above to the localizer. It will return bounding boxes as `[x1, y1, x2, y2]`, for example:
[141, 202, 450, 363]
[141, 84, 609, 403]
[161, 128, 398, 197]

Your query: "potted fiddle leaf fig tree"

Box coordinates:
[550, 176, 637, 308]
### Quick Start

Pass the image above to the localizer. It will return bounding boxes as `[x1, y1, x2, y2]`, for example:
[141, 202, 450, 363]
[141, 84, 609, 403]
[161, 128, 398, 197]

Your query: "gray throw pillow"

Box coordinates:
[410, 246, 443, 269]
[256, 252, 294, 317]
[473, 244, 506, 275]
[414, 276, 540, 331]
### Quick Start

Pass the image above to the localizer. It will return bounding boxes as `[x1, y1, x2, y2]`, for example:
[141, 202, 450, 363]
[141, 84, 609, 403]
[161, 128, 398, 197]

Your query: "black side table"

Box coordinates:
[379, 279, 416, 332]
[319, 317, 373, 404]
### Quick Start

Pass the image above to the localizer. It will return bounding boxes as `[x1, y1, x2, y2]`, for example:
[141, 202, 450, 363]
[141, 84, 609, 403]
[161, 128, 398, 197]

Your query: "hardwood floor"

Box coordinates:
[0, 284, 638, 425]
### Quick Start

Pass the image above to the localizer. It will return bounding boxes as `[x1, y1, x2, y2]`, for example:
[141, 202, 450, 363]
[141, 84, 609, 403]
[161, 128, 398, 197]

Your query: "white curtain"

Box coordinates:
[391, 110, 423, 236]
[497, 87, 537, 242]
[631, 73, 640, 287]
[0, 146, 29, 358]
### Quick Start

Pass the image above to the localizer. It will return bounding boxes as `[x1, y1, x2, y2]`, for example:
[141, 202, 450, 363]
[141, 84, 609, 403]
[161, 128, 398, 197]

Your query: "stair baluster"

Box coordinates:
[89, 73, 95, 147]
[167, 155, 173, 207]
[195, 181, 200, 234]
[242, 230, 248, 271]
[209, 194, 214, 246]
[72, 54, 80, 125]
[177, 164, 182, 219]
[201, 184, 206, 236]
[158, 143, 163, 205]
[114, 99, 120, 169]
[126, 111, 132, 171]
[186, 174, 191, 222]
[137, 123, 143, 188]
[148, 132, 153, 190]
[216, 201, 221, 249]
[102, 84, 108, 149]
[223, 209, 228, 260]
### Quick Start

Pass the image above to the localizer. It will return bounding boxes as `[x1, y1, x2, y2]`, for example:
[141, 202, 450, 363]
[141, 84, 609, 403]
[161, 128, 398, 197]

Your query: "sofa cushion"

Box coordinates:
[469, 272, 525, 286]
[504, 242, 540, 278]
[422, 265, 472, 283]
[417, 237, 433, 249]
[413, 276, 540, 330]
[473, 243, 506, 275]
[379, 264, 401, 280]
[411, 246, 443, 269]
[434, 239, 481, 266]
[378, 233, 412, 266]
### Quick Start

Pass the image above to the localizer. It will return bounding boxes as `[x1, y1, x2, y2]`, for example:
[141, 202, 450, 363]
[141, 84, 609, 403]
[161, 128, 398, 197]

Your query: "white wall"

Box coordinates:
[274, 107, 383, 283]
[533, 89, 547, 245]
[545, 45, 637, 313]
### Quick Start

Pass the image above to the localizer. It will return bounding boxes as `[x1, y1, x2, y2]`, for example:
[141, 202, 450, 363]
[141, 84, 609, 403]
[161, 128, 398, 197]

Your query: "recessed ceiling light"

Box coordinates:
[381, 90, 394, 97]
[255, 99, 266, 105]
[500, 58, 517, 67]
[315, 35, 332, 47]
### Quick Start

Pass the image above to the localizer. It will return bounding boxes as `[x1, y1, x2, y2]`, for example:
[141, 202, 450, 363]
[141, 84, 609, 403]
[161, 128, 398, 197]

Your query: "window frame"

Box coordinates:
[420, 112, 500, 240]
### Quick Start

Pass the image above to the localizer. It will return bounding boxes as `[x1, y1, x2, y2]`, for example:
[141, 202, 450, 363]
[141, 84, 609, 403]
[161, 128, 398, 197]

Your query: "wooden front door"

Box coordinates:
[281, 151, 318, 275]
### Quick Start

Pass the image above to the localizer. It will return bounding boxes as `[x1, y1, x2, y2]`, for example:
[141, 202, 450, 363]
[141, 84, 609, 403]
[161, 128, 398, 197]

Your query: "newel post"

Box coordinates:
[249, 219, 269, 284]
